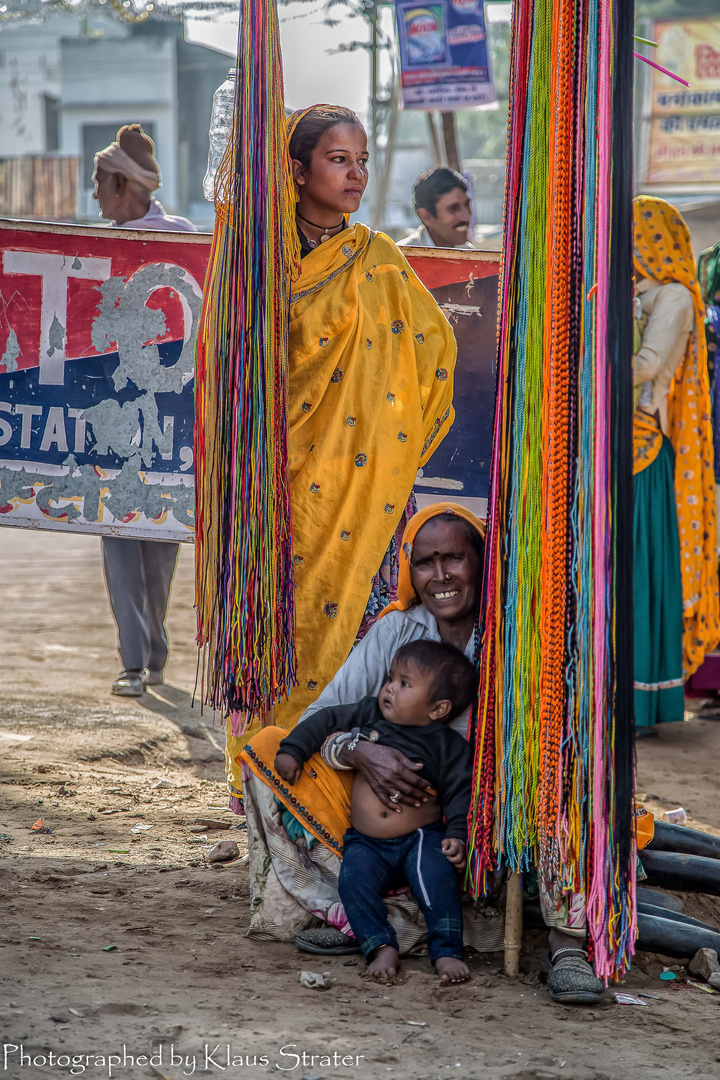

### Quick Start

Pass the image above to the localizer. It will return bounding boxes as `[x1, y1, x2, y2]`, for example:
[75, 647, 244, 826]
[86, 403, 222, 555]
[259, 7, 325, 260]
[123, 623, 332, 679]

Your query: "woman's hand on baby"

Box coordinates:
[343, 741, 433, 810]
[274, 752, 302, 785]
[442, 837, 467, 869]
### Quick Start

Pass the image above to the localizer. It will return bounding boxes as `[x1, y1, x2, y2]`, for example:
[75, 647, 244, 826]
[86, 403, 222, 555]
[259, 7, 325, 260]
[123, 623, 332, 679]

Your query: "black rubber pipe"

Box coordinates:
[636, 885, 683, 912]
[636, 911, 720, 959]
[523, 901, 720, 956]
[637, 902, 719, 934]
[648, 821, 720, 861]
[641, 850, 720, 897]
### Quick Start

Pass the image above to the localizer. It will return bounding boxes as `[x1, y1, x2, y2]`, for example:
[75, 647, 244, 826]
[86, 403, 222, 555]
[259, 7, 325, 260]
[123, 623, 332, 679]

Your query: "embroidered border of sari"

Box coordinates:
[239, 726, 353, 854]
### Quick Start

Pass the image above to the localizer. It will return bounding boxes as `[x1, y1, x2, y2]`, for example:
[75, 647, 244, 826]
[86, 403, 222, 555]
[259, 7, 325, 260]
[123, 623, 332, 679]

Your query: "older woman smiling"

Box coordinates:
[239, 504, 605, 1002]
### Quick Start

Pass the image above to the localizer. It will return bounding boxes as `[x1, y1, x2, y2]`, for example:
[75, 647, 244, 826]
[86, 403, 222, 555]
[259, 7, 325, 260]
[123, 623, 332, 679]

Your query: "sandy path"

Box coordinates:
[2, 527, 720, 1080]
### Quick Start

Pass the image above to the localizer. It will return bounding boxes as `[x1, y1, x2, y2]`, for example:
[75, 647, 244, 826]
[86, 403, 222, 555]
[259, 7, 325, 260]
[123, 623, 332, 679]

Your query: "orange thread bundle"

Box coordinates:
[467, 0, 637, 980]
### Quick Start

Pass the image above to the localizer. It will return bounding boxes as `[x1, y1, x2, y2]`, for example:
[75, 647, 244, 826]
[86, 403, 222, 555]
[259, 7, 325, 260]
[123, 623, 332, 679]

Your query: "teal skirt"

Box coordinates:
[633, 436, 685, 727]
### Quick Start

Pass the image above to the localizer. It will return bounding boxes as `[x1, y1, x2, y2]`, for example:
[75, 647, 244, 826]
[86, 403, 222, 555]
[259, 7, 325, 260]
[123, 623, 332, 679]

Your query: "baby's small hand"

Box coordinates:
[274, 752, 302, 785]
[442, 837, 467, 869]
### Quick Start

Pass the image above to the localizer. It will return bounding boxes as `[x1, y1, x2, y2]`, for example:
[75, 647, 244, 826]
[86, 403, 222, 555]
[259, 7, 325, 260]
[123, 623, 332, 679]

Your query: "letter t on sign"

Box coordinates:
[2, 251, 112, 385]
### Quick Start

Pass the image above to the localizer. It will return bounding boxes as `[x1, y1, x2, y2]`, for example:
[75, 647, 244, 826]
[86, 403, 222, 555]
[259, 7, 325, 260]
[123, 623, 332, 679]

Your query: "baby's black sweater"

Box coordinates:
[278, 696, 473, 841]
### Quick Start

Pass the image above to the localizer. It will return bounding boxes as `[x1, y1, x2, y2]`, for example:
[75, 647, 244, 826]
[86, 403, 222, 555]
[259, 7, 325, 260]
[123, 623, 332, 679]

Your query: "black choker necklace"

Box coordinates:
[297, 210, 344, 245]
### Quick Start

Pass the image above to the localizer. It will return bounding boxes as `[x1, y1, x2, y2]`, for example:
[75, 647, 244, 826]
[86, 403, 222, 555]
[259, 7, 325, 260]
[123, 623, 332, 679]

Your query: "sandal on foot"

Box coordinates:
[295, 927, 361, 955]
[111, 669, 145, 698]
[546, 948, 605, 1004]
[142, 668, 164, 687]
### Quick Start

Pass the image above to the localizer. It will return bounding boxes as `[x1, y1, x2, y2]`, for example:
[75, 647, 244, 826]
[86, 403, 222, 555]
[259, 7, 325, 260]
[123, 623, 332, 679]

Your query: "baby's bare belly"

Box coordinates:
[350, 774, 441, 839]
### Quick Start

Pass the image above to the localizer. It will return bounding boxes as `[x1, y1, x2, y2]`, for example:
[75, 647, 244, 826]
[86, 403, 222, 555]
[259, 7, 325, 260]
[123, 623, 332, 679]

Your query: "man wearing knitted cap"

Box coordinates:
[93, 124, 196, 697]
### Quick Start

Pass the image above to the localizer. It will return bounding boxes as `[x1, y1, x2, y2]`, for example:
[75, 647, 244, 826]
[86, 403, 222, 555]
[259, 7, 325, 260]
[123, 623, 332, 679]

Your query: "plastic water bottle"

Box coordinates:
[203, 69, 237, 202]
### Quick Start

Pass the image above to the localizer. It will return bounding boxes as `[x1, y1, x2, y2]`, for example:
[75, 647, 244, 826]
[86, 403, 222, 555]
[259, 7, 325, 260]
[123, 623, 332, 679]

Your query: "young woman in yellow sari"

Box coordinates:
[632, 196, 720, 730]
[225, 106, 457, 802]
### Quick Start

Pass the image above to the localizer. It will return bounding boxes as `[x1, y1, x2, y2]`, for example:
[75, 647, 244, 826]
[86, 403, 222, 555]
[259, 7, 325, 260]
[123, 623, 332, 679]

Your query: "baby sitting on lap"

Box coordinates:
[274, 640, 476, 984]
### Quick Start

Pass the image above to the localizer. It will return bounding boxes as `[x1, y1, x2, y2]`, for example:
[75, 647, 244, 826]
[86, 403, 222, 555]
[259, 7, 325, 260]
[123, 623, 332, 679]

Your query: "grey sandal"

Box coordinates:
[546, 947, 605, 1004]
[142, 667, 164, 687]
[111, 669, 145, 698]
[295, 927, 362, 955]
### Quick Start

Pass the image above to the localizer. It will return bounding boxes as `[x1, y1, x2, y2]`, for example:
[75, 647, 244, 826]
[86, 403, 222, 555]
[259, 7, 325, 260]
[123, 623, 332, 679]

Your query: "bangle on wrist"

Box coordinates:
[320, 727, 379, 770]
[320, 732, 354, 770]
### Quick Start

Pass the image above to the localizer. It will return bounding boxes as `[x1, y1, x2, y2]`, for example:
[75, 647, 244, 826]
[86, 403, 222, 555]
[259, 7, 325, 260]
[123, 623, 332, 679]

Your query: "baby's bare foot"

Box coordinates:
[435, 956, 470, 984]
[366, 945, 400, 981]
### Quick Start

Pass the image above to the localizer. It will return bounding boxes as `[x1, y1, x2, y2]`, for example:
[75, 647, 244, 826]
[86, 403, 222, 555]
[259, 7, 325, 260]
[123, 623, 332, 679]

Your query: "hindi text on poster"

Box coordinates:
[646, 18, 720, 186]
[0, 220, 499, 539]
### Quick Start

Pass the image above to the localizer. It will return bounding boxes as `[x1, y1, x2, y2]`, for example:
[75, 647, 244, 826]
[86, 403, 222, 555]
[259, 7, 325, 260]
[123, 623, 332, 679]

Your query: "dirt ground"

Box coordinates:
[2, 528, 720, 1080]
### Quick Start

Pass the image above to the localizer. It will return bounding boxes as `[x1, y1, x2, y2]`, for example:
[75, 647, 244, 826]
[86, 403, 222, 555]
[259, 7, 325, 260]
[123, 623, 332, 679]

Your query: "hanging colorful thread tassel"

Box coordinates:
[467, 0, 636, 980]
[194, 0, 300, 725]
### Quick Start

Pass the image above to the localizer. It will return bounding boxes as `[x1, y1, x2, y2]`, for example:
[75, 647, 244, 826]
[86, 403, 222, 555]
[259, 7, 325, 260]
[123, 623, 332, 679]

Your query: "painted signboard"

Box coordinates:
[394, 0, 496, 111]
[645, 17, 720, 186]
[0, 219, 499, 539]
[0, 220, 206, 541]
[406, 246, 498, 519]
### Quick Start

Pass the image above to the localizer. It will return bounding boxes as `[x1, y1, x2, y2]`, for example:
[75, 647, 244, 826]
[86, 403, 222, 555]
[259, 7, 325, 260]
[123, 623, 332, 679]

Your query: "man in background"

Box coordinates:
[398, 166, 475, 249]
[93, 123, 196, 698]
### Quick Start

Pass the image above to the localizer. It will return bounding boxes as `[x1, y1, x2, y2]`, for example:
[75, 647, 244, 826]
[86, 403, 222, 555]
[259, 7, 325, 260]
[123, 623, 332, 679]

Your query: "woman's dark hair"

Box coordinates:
[393, 640, 478, 718]
[289, 106, 366, 171]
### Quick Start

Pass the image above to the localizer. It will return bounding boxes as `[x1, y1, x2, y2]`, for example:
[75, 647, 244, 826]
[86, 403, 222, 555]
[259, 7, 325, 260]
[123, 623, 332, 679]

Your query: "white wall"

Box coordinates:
[0, 20, 65, 155]
[61, 34, 178, 217]
[61, 34, 174, 110]
[65, 104, 177, 220]
[0, 14, 131, 157]
[0, 15, 182, 216]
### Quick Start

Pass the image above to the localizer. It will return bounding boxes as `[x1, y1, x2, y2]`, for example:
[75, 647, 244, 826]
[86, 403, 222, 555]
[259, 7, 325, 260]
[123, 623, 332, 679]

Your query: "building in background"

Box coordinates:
[635, 15, 720, 255]
[0, 12, 233, 228]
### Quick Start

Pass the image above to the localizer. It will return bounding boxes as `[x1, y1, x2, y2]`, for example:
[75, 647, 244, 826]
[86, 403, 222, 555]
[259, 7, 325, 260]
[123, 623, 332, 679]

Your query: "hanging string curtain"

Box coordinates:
[467, 0, 636, 980]
[194, 0, 300, 724]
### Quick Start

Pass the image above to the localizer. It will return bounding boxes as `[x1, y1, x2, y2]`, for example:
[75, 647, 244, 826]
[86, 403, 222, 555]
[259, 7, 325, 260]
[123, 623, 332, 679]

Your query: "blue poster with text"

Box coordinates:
[395, 0, 497, 110]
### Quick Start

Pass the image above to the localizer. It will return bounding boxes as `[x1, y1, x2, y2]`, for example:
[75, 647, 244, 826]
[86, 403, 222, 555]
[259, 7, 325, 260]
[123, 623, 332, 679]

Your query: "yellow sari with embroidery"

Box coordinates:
[633, 196, 720, 675]
[226, 224, 457, 796]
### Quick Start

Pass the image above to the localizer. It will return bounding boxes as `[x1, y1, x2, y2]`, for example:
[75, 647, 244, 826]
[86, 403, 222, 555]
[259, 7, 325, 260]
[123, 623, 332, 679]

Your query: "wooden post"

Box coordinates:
[426, 113, 442, 166]
[369, 0, 379, 163]
[441, 112, 461, 173]
[504, 871, 523, 976]
[370, 83, 400, 230]
[262, 704, 276, 728]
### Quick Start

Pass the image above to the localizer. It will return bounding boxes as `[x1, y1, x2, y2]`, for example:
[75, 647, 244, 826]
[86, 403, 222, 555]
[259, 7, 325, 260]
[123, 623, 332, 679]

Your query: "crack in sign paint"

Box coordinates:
[1, 328, 20, 372]
[0, 455, 194, 527]
[85, 263, 201, 467]
[47, 313, 65, 358]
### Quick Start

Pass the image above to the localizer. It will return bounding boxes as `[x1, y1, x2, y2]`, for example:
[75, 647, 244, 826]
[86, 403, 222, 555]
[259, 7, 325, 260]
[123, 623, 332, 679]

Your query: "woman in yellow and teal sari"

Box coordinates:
[632, 196, 720, 731]
[225, 106, 457, 802]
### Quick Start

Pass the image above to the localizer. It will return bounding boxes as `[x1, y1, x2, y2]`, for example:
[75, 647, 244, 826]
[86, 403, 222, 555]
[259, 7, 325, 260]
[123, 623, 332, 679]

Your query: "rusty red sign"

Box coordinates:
[0, 220, 499, 539]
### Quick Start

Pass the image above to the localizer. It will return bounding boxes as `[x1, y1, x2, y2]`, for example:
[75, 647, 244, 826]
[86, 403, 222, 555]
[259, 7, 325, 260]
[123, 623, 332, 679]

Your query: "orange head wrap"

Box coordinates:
[379, 501, 486, 619]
